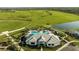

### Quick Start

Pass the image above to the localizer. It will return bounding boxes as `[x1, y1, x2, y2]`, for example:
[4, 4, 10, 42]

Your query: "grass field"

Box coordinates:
[0, 10, 79, 32]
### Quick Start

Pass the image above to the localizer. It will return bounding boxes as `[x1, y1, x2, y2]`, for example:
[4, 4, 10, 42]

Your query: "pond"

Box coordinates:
[53, 21, 79, 30]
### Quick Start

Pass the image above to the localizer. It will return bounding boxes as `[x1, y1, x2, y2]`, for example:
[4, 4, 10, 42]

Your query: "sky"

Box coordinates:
[0, 0, 79, 7]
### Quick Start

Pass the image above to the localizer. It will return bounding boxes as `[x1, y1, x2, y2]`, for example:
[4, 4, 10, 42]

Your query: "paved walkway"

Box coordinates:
[6, 33, 24, 51]
[56, 40, 79, 51]
[9, 27, 25, 33]
[40, 46, 43, 51]
[0, 27, 26, 51]
[61, 34, 69, 43]
[0, 27, 25, 36]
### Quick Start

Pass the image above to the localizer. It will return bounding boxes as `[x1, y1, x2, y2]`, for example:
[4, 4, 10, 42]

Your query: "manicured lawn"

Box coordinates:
[0, 10, 79, 32]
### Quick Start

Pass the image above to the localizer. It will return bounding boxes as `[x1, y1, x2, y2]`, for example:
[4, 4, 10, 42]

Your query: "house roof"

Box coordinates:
[26, 34, 41, 43]
[47, 34, 61, 44]
[41, 34, 51, 42]
[26, 30, 60, 44]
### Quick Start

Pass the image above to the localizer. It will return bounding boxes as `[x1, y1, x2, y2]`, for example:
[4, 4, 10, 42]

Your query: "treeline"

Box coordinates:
[0, 7, 79, 15]
[51, 7, 79, 15]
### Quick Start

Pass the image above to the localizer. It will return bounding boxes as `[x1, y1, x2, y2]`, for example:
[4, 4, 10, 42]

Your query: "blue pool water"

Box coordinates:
[31, 31, 39, 35]
[31, 31, 49, 35]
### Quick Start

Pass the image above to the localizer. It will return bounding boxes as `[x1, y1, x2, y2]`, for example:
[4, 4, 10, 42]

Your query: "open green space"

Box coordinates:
[0, 10, 79, 32]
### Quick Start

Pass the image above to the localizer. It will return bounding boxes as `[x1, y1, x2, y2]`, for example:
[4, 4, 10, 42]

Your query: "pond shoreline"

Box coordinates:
[52, 21, 79, 30]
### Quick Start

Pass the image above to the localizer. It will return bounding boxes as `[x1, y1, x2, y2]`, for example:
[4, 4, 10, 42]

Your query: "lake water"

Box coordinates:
[53, 21, 79, 30]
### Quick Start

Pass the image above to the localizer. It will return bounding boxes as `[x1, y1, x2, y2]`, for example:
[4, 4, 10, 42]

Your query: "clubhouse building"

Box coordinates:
[20, 30, 61, 47]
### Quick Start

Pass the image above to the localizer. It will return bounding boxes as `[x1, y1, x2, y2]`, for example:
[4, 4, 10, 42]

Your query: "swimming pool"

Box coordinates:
[31, 31, 39, 35]
[31, 31, 49, 35]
